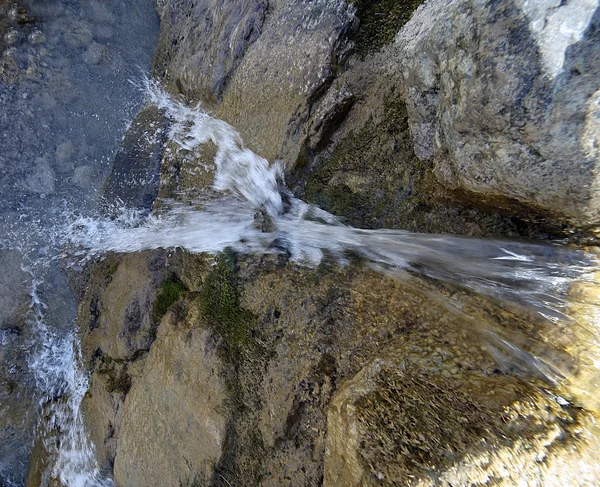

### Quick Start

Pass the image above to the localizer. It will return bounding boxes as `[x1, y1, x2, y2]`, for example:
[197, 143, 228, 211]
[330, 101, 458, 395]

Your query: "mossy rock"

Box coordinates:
[151, 274, 188, 323]
[304, 91, 421, 229]
[200, 250, 256, 359]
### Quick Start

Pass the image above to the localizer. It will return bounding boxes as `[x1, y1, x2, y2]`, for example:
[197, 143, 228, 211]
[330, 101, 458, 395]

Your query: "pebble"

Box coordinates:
[28, 29, 46, 45]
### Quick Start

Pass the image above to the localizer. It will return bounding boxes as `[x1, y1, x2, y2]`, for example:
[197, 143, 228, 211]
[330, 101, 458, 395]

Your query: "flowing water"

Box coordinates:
[1, 7, 600, 487]
[0, 0, 158, 484]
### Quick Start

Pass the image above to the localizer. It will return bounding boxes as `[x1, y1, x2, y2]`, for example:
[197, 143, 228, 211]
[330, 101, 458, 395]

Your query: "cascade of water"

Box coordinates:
[65, 82, 600, 393]
[24, 263, 113, 487]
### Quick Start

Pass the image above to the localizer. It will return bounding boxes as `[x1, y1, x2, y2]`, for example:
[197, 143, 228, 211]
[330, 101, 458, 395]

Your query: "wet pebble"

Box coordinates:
[82, 42, 106, 65]
[4, 28, 20, 45]
[55, 140, 74, 172]
[94, 25, 113, 41]
[22, 158, 56, 194]
[73, 165, 94, 187]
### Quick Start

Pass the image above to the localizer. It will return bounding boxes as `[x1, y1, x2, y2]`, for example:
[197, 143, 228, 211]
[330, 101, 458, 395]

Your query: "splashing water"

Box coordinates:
[145, 79, 285, 216]
[65, 82, 600, 398]
[24, 263, 113, 487]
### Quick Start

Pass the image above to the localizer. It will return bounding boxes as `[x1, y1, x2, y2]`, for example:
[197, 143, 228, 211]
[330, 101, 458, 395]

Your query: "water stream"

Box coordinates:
[0, 0, 158, 484]
[67, 83, 600, 391]
[1, 7, 599, 487]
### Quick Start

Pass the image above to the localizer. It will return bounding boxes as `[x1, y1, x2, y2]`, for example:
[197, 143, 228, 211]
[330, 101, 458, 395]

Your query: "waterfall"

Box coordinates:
[65, 82, 600, 391]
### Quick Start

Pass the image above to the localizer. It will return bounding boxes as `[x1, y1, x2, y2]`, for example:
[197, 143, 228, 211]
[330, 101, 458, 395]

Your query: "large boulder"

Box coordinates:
[154, 0, 355, 165]
[394, 0, 600, 229]
[324, 343, 600, 487]
[113, 315, 227, 487]
[71, 249, 600, 486]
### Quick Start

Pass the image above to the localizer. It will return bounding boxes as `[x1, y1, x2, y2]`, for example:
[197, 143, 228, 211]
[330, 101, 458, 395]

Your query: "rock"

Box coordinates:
[213, 0, 355, 165]
[73, 250, 600, 486]
[0, 250, 37, 484]
[103, 105, 170, 212]
[324, 347, 600, 487]
[393, 0, 600, 229]
[21, 157, 55, 195]
[72, 165, 94, 188]
[113, 314, 227, 487]
[154, 0, 600, 235]
[82, 42, 107, 65]
[154, 0, 355, 165]
[75, 253, 167, 362]
[153, 0, 267, 103]
[55, 140, 74, 173]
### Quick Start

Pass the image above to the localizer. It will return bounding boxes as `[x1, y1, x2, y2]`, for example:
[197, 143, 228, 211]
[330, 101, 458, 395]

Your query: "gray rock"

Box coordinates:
[103, 105, 170, 212]
[393, 0, 600, 228]
[154, 0, 355, 165]
[153, 0, 268, 102]
[22, 157, 55, 195]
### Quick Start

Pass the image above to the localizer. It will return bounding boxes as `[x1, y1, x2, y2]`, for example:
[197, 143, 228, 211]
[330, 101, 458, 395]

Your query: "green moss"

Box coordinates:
[98, 357, 131, 395]
[151, 274, 188, 323]
[105, 262, 119, 277]
[351, 0, 424, 54]
[200, 250, 256, 358]
[105, 368, 131, 395]
[199, 252, 267, 487]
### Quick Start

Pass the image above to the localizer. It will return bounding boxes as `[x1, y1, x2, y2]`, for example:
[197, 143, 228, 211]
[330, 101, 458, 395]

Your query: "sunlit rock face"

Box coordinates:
[153, 0, 600, 234]
[70, 249, 600, 487]
[153, 0, 355, 165]
[324, 345, 600, 487]
[394, 0, 600, 229]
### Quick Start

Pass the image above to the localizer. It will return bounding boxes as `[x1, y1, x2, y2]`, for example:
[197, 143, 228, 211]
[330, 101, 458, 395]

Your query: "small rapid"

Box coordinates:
[3, 71, 599, 484]
[24, 266, 112, 487]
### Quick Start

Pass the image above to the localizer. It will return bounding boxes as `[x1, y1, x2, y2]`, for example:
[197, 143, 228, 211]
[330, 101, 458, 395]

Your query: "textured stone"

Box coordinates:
[394, 0, 600, 228]
[154, 0, 355, 165]
[103, 105, 170, 212]
[71, 249, 600, 485]
[325, 346, 600, 487]
[153, 0, 267, 103]
[113, 316, 227, 487]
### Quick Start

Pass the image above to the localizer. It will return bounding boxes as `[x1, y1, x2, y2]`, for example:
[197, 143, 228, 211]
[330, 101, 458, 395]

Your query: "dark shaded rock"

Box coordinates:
[153, 0, 267, 103]
[103, 105, 170, 212]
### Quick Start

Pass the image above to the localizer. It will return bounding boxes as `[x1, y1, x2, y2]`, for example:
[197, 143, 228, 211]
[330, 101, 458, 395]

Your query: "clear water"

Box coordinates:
[0, 0, 158, 484]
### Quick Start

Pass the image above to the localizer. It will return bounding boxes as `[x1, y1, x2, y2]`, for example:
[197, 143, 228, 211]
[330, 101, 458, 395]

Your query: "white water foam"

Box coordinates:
[24, 264, 112, 487]
[67, 83, 599, 326]
[145, 79, 284, 216]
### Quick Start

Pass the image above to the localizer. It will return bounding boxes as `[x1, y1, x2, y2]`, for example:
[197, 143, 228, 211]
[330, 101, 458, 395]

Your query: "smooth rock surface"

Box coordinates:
[113, 315, 227, 487]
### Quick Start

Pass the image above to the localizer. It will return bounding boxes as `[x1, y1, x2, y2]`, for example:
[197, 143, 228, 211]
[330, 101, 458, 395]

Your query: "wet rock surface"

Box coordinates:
[103, 106, 170, 212]
[71, 250, 600, 486]
[154, 0, 600, 236]
[0, 251, 35, 484]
